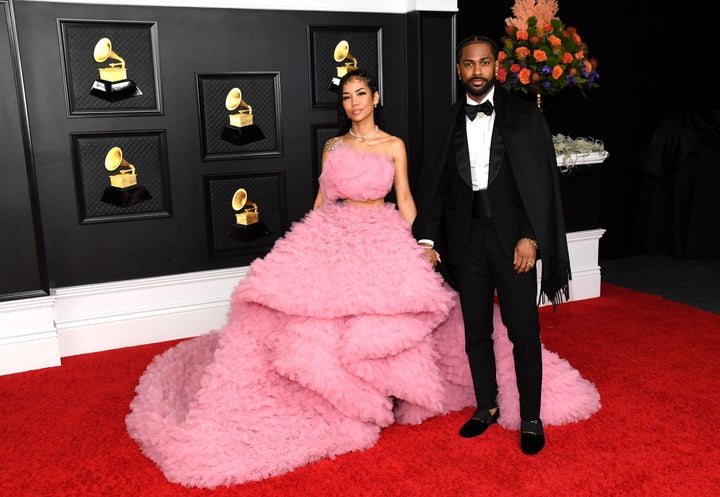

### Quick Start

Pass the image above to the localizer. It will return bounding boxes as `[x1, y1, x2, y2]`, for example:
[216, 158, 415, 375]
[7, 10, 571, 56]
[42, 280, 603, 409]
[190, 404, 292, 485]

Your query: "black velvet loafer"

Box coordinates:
[520, 419, 545, 455]
[459, 408, 499, 438]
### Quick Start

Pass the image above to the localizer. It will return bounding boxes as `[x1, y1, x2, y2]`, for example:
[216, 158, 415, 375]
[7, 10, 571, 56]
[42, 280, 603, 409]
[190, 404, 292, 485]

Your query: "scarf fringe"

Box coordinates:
[538, 258, 572, 311]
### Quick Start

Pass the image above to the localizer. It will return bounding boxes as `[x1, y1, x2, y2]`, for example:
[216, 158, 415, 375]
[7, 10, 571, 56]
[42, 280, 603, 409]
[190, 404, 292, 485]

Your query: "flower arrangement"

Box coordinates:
[496, 0, 599, 98]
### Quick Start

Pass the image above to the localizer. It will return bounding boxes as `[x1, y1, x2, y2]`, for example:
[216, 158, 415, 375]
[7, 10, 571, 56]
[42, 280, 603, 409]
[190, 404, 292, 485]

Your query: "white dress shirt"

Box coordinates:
[466, 87, 496, 191]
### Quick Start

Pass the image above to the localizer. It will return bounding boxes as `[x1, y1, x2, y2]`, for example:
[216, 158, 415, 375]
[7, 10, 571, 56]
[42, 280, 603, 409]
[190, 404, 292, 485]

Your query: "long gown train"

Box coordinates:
[126, 142, 600, 488]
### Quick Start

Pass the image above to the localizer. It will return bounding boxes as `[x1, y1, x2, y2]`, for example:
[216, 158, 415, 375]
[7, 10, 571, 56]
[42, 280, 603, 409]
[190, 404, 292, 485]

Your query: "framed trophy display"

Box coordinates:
[203, 171, 286, 257]
[196, 72, 282, 161]
[71, 130, 171, 223]
[307, 25, 382, 109]
[58, 19, 162, 116]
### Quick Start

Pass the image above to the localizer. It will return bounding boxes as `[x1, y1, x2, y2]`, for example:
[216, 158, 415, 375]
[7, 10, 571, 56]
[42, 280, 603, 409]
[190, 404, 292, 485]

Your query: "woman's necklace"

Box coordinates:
[349, 125, 379, 141]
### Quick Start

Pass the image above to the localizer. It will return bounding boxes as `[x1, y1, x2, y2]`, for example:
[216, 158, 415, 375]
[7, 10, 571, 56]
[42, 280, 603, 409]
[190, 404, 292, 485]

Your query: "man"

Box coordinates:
[412, 35, 571, 455]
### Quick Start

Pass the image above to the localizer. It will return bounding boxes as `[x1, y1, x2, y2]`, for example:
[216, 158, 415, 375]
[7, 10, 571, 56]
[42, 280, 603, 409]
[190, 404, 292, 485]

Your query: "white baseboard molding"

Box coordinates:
[0, 229, 604, 376]
[0, 296, 60, 376]
[53, 267, 248, 357]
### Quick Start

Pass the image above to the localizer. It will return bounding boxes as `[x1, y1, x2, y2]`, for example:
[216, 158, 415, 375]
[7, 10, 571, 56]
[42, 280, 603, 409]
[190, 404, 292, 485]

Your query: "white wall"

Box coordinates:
[19, 0, 458, 13]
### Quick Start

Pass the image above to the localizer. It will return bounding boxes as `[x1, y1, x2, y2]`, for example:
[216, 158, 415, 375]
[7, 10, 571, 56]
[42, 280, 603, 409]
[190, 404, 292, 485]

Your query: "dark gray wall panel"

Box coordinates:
[0, 0, 47, 300]
[12, 1, 411, 288]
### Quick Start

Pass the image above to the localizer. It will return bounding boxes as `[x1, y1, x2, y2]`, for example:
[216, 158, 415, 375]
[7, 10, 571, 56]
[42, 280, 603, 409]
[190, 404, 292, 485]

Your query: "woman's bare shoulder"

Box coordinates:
[324, 136, 344, 152]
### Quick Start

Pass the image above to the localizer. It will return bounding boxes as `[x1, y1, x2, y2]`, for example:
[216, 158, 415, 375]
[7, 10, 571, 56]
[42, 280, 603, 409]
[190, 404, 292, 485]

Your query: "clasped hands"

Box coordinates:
[419, 244, 441, 267]
[420, 238, 536, 273]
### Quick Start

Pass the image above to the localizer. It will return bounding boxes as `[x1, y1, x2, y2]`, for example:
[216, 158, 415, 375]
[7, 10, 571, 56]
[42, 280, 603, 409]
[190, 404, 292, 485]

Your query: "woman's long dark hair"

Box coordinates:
[336, 68, 384, 136]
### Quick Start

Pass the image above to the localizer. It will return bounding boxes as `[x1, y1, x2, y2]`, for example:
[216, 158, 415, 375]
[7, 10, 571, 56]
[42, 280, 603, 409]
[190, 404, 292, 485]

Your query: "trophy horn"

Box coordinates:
[93, 37, 125, 68]
[333, 40, 357, 67]
[231, 188, 257, 212]
[104, 146, 135, 175]
[225, 87, 252, 113]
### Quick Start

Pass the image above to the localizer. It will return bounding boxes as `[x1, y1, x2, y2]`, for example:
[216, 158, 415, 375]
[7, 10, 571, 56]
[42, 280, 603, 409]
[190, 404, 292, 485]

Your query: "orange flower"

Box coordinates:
[515, 46, 531, 61]
[499, 1, 600, 96]
[496, 67, 508, 83]
[518, 67, 531, 84]
[533, 49, 548, 62]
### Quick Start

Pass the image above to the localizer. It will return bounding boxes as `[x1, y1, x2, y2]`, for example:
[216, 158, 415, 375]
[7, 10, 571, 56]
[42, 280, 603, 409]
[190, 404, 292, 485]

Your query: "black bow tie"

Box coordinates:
[464, 101, 494, 120]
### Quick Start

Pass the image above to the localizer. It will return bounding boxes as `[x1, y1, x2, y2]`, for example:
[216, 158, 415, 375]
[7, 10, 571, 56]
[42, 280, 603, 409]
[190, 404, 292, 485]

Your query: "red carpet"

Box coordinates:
[1, 282, 719, 497]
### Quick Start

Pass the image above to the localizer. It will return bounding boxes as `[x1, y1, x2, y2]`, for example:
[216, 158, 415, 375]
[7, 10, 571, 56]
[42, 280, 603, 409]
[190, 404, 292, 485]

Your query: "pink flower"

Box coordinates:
[516, 29, 529, 41]
[561, 52, 574, 64]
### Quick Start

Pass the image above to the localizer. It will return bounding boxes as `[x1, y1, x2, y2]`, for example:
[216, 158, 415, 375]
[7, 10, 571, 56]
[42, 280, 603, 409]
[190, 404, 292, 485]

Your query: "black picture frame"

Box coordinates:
[310, 123, 340, 197]
[196, 72, 282, 161]
[308, 25, 382, 110]
[58, 19, 162, 116]
[71, 130, 172, 224]
[203, 171, 287, 257]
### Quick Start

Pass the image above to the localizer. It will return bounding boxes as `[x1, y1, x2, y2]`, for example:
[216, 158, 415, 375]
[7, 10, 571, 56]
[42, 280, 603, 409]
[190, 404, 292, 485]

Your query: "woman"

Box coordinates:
[126, 69, 600, 489]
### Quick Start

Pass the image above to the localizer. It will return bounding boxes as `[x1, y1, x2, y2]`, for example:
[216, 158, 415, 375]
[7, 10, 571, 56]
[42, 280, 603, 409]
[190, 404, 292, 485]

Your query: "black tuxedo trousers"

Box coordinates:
[450, 216, 542, 421]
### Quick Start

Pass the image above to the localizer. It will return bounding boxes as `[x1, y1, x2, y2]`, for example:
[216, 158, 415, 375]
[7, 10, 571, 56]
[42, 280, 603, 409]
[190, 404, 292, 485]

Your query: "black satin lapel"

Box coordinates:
[454, 112, 473, 188]
[488, 125, 505, 185]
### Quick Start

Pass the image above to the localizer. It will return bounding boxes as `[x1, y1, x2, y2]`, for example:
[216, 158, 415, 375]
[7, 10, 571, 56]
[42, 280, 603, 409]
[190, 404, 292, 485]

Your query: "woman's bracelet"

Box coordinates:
[523, 237, 538, 249]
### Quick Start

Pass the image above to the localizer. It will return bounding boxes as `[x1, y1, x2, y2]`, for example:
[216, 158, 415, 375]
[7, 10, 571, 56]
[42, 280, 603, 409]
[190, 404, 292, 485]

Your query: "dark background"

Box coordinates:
[457, 0, 718, 260]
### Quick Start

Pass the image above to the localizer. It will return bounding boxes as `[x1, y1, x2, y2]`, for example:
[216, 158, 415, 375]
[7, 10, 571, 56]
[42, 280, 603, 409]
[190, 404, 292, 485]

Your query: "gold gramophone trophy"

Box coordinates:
[100, 146, 151, 207]
[228, 188, 269, 242]
[219, 87, 265, 145]
[328, 40, 358, 92]
[90, 37, 140, 102]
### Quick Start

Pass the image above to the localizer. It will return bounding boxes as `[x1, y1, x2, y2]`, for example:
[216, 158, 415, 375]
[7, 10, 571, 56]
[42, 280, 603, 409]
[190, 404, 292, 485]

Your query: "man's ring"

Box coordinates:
[527, 261, 534, 268]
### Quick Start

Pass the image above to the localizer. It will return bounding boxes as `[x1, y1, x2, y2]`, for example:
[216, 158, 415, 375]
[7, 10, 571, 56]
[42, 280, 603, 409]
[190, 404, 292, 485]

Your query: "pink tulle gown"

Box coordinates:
[126, 139, 600, 488]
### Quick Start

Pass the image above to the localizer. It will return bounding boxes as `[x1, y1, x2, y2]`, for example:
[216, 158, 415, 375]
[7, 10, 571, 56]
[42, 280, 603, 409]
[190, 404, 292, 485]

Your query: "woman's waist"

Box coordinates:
[342, 198, 385, 208]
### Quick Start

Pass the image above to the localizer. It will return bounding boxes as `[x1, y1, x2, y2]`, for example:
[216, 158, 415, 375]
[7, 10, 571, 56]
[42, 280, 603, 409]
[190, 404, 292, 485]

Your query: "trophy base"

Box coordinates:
[328, 77, 342, 93]
[228, 222, 269, 242]
[220, 125, 265, 145]
[101, 185, 152, 207]
[90, 79, 142, 102]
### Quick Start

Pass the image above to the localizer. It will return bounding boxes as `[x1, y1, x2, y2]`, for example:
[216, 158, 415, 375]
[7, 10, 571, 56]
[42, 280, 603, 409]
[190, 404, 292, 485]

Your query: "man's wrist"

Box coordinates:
[418, 239, 434, 249]
[522, 237, 538, 249]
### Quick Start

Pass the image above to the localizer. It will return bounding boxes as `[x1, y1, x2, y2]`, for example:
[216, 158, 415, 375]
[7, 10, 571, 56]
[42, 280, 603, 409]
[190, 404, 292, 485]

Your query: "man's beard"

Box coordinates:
[462, 76, 495, 98]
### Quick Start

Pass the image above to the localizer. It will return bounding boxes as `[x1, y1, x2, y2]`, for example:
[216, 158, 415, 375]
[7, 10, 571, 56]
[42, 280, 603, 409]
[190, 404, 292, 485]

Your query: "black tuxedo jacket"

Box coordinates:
[412, 86, 571, 305]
